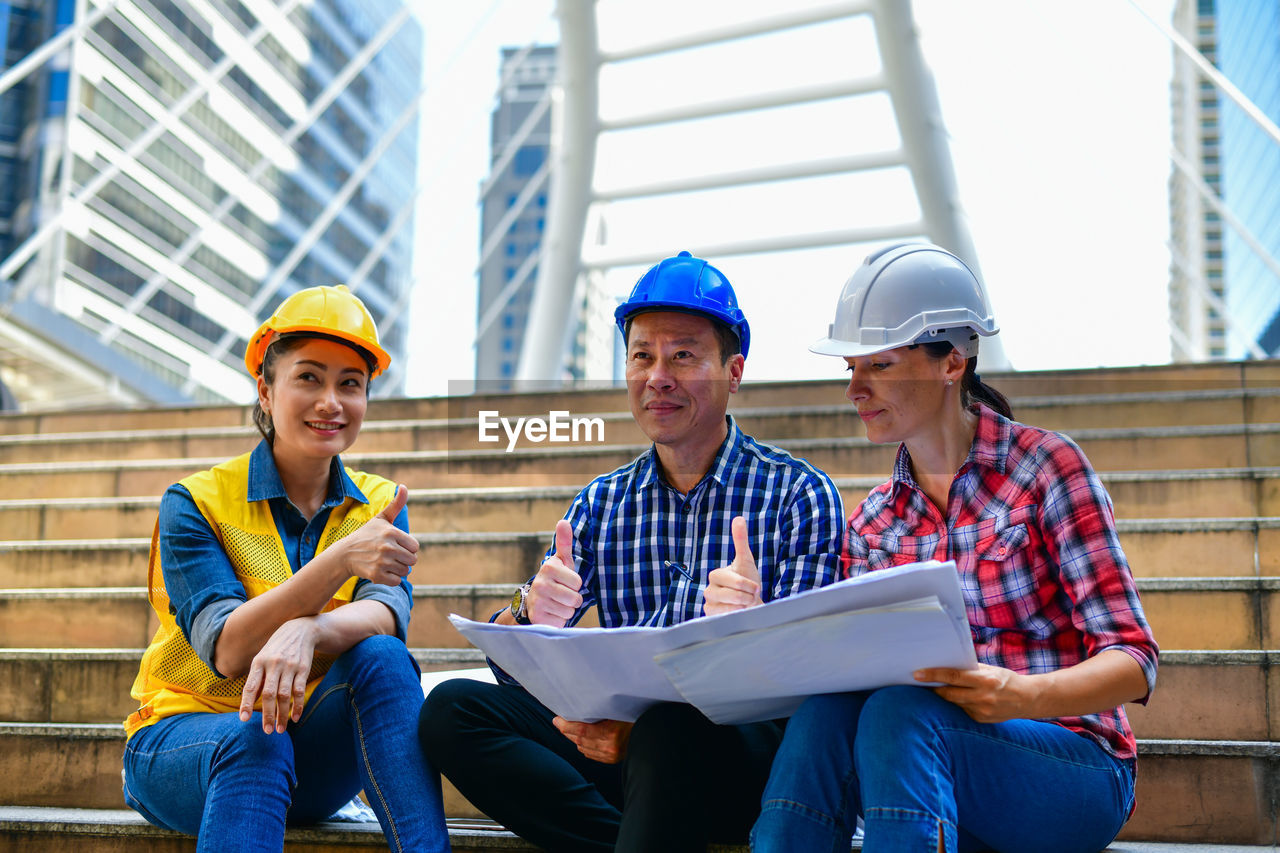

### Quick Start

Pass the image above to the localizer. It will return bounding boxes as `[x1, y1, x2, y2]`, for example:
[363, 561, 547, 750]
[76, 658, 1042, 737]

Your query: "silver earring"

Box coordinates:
[946, 379, 953, 386]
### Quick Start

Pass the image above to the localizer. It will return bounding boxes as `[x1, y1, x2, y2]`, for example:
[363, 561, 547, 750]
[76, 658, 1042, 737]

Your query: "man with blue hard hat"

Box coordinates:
[420, 251, 843, 852]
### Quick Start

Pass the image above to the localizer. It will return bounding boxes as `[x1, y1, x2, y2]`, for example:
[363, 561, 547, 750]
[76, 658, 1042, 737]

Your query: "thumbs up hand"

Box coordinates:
[703, 516, 764, 616]
[342, 483, 419, 585]
[527, 519, 584, 627]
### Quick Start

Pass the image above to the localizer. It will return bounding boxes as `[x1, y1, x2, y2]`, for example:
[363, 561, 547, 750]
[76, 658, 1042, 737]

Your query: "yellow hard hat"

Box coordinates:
[244, 285, 391, 378]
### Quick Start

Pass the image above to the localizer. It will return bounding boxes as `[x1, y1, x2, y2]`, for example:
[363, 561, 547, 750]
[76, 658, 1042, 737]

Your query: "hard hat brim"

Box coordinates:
[808, 336, 901, 359]
[246, 325, 391, 378]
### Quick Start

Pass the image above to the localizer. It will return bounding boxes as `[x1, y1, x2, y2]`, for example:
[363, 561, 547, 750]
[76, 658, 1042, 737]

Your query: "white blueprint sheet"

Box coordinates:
[449, 559, 977, 724]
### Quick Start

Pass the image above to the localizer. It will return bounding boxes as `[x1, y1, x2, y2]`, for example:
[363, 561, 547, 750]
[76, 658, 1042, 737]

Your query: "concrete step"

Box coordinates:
[2, 809, 1275, 853]
[2, 467, 1278, 543]
[3, 359, 1269, 438]
[5, 387, 1278, 465]
[3, 517, 1277, 591]
[0, 641, 1264, 746]
[0, 585, 512, 650]
[1127, 651, 1280, 742]
[0, 576, 1276, 653]
[1119, 740, 1280, 845]
[0, 648, 486, 725]
[0, 725, 1272, 844]
[3, 423, 1279, 499]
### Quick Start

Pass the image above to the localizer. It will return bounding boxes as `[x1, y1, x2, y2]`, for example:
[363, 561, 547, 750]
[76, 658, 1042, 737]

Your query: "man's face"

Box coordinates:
[625, 311, 743, 456]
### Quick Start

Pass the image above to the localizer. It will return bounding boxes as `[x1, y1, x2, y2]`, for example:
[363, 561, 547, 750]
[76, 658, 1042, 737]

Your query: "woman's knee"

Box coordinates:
[214, 721, 296, 783]
[854, 686, 957, 768]
[335, 634, 417, 686]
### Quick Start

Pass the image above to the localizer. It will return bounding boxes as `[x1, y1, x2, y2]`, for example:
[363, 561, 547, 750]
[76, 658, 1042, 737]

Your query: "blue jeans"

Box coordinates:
[751, 686, 1134, 853]
[123, 635, 448, 853]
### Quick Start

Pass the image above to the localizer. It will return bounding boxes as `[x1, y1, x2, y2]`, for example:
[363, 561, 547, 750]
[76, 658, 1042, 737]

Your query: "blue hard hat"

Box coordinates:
[614, 251, 751, 358]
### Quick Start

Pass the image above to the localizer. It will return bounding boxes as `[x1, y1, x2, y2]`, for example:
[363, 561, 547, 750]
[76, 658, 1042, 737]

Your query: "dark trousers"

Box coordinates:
[419, 679, 784, 853]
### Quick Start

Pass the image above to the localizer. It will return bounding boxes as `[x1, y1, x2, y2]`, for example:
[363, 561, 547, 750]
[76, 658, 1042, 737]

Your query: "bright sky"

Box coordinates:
[406, 0, 1177, 398]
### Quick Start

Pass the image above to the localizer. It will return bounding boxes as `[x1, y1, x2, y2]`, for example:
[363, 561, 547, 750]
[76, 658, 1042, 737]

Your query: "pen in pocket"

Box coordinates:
[664, 560, 694, 580]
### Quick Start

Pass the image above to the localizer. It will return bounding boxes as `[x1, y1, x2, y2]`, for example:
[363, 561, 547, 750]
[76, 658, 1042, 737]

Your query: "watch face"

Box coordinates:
[511, 583, 530, 623]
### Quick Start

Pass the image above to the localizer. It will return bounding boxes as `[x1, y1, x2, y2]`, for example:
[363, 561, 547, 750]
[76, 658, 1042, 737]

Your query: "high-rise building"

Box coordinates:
[475, 45, 554, 390]
[0, 0, 422, 410]
[1169, 0, 1280, 360]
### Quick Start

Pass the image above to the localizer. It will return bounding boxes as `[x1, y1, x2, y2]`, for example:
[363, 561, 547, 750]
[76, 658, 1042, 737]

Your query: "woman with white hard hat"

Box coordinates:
[122, 285, 448, 852]
[749, 244, 1159, 852]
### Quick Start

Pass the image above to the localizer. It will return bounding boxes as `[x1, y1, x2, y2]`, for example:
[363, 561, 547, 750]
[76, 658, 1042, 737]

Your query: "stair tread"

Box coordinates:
[0, 807, 1273, 851]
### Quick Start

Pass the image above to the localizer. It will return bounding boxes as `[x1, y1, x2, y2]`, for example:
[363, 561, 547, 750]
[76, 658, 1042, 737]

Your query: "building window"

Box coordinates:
[513, 146, 545, 176]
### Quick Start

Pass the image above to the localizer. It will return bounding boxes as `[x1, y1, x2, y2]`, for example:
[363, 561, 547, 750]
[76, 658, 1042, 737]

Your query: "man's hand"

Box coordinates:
[527, 519, 584, 626]
[340, 484, 418, 585]
[703, 516, 764, 616]
[239, 617, 319, 733]
[553, 717, 634, 764]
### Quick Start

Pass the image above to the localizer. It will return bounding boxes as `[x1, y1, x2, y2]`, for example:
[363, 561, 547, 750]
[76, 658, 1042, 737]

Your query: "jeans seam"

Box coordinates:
[296, 683, 347, 728]
[351, 690, 400, 852]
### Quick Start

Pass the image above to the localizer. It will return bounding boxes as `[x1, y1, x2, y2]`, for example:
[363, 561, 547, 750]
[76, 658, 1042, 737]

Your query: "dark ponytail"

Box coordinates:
[917, 341, 1013, 419]
[960, 357, 1012, 419]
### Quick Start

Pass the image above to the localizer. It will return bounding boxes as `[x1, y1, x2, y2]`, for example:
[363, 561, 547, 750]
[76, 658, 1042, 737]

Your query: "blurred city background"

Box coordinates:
[0, 0, 1276, 411]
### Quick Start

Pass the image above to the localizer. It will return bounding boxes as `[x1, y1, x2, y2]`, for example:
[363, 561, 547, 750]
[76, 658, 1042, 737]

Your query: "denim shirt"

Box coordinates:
[158, 440, 412, 676]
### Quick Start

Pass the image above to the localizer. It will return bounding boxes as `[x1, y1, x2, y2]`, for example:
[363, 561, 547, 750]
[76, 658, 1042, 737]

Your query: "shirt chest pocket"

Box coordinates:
[860, 531, 938, 572]
[968, 519, 1036, 628]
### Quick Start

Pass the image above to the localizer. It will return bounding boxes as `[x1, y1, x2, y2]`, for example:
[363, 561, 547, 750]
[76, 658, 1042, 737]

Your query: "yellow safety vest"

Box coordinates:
[124, 452, 396, 739]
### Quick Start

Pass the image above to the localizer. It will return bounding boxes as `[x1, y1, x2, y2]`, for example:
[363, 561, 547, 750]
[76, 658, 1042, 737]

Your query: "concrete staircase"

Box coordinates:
[1, 361, 1278, 850]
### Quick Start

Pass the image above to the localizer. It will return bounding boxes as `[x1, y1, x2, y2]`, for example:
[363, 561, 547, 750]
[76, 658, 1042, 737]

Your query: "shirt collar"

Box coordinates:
[246, 439, 368, 508]
[635, 415, 743, 492]
[888, 403, 1009, 493]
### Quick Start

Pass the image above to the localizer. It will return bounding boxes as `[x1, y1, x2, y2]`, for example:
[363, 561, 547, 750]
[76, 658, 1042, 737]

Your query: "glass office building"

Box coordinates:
[0, 0, 422, 409]
[475, 44, 554, 390]
[1169, 0, 1280, 360]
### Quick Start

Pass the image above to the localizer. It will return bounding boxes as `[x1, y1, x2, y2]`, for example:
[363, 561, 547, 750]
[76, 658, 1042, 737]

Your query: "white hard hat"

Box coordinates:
[811, 243, 999, 359]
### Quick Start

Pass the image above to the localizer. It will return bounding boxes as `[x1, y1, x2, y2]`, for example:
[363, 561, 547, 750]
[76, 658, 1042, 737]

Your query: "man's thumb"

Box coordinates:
[554, 518, 575, 569]
[730, 516, 759, 580]
[379, 484, 409, 523]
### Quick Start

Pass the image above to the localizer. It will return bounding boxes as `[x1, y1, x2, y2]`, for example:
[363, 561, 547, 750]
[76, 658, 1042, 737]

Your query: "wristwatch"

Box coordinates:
[510, 581, 533, 625]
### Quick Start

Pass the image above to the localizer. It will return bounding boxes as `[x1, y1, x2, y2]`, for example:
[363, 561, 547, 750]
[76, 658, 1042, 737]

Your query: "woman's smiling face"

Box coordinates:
[258, 337, 369, 462]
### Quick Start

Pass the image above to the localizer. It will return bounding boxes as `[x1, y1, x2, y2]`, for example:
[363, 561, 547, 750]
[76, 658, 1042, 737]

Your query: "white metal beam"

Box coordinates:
[582, 221, 926, 270]
[594, 150, 906, 201]
[599, 1, 871, 62]
[517, 0, 598, 383]
[599, 76, 885, 131]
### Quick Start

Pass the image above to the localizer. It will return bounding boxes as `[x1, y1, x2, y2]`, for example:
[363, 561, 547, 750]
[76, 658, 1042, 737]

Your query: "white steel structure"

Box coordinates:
[510, 0, 1005, 384]
[0, 0, 422, 410]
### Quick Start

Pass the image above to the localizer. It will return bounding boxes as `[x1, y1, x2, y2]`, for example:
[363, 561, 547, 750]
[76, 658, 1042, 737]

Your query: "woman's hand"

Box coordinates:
[916, 650, 1150, 724]
[340, 485, 418, 586]
[913, 663, 1037, 724]
[239, 617, 320, 734]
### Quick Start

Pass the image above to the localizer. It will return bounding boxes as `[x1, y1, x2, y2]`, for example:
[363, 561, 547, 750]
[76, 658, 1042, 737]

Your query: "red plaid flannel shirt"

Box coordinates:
[844, 404, 1158, 760]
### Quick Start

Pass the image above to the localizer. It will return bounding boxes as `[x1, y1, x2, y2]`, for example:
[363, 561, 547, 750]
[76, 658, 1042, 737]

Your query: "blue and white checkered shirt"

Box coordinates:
[543, 416, 844, 628]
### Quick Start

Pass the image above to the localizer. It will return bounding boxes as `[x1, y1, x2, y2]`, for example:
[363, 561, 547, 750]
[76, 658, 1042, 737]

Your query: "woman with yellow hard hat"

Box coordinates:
[121, 286, 448, 852]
